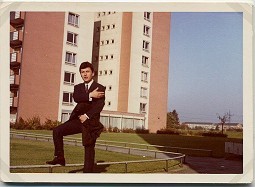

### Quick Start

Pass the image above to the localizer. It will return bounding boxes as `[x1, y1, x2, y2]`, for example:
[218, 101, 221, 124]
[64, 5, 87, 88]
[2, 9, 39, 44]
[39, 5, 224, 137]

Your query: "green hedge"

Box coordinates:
[104, 126, 150, 134]
[156, 128, 180, 135]
[202, 132, 228, 137]
[11, 116, 61, 130]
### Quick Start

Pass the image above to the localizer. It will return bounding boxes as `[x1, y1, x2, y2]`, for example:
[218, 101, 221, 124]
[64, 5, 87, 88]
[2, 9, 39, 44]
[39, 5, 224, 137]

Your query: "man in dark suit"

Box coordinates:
[46, 61, 105, 173]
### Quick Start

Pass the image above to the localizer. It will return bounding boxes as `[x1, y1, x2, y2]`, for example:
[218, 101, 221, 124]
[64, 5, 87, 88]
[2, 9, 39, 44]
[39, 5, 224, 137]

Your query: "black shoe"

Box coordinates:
[46, 156, 66, 166]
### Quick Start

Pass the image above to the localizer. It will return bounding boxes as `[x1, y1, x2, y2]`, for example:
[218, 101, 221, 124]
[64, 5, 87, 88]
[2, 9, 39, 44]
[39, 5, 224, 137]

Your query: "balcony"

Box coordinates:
[10, 97, 18, 113]
[10, 97, 18, 107]
[10, 74, 20, 90]
[10, 30, 23, 49]
[10, 52, 21, 69]
[10, 11, 24, 27]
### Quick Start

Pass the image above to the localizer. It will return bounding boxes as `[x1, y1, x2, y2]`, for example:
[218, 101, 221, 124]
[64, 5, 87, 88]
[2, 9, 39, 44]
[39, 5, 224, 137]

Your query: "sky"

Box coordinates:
[168, 12, 243, 123]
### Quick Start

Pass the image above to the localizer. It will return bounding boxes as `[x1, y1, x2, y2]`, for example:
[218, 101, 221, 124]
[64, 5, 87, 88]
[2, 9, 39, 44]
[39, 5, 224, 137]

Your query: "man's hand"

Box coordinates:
[79, 114, 88, 123]
[89, 87, 104, 98]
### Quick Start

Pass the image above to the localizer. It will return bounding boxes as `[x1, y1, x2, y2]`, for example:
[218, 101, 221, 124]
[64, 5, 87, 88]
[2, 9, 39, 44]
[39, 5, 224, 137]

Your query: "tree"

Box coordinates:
[166, 110, 180, 129]
[217, 113, 230, 134]
[215, 124, 220, 131]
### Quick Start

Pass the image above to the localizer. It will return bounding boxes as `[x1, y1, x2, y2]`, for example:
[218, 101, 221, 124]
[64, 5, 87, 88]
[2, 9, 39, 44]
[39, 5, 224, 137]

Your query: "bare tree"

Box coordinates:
[217, 113, 230, 134]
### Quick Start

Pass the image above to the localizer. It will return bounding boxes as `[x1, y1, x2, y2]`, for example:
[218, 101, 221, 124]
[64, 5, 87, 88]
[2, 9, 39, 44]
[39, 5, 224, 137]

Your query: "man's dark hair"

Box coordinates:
[79, 61, 94, 73]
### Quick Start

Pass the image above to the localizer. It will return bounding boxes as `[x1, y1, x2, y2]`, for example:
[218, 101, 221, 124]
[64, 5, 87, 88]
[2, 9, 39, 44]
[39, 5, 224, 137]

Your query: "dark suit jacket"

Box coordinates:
[70, 81, 105, 146]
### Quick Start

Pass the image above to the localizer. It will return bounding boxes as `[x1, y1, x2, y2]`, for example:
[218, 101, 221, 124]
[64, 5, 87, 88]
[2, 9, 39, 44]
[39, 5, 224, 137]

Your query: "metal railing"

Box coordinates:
[10, 131, 185, 157]
[14, 11, 21, 19]
[96, 156, 185, 173]
[10, 163, 84, 173]
[97, 140, 213, 156]
[10, 156, 185, 173]
[10, 52, 17, 62]
[10, 31, 19, 41]
[10, 130, 213, 156]
[10, 97, 14, 106]
[10, 131, 187, 173]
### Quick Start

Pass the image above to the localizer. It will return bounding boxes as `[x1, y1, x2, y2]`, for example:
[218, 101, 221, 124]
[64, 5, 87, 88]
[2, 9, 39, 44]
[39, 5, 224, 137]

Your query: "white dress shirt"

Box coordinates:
[84, 79, 94, 119]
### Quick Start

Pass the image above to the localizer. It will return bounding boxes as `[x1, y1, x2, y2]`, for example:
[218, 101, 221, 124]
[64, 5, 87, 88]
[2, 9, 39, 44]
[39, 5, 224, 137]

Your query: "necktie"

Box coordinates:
[85, 84, 89, 93]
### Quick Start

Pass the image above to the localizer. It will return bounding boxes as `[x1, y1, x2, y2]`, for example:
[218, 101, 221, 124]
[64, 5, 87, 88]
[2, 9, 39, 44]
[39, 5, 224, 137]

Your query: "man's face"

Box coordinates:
[80, 67, 94, 83]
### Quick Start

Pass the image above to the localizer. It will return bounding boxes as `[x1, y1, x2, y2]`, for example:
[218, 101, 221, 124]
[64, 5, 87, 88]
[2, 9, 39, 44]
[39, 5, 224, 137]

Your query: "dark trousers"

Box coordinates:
[84, 143, 95, 173]
[52, 119, 96, 172]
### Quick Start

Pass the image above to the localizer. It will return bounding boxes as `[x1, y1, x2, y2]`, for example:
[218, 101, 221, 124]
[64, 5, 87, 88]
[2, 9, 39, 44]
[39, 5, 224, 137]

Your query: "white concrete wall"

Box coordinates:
[128, 12, 153, 129]
[58, 12, 94, 121]
[95, 12, 123, 111]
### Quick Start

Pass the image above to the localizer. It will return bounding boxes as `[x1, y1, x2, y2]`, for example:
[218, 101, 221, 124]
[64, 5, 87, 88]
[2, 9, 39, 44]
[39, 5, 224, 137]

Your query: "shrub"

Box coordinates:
[11, 116, 61, 130]
[112, 127, 120, 133]
[202, 132, 228, 137]
[227, 128, 243, 132]
[26, 116, 42, 130]
[11, 117, 29, 130]
[103, 127, 107, 132]
[156, 128, 180, 135]
[108, 125, 113, 132]
[43, 119, 61, 130]
[135, 128, 149, 134]
[122, 128, 135, 133]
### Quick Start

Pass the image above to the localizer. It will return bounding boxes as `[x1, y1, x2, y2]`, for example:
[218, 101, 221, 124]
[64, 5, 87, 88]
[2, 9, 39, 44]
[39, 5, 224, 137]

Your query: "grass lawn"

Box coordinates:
[10, 138, 180, 173]
[11, 129, 242, 158]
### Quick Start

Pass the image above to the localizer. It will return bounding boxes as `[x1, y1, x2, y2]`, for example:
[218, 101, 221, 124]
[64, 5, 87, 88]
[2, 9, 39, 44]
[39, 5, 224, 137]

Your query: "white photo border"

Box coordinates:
[0, 1, 253, 183]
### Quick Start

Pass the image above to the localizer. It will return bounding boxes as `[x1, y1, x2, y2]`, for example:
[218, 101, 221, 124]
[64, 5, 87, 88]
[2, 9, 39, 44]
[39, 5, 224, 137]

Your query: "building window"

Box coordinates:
[108, 85, 112, 91]
[142, 56, 149, 67]
[140, 87, 148, 98]
[110, 54, 114, 59]
[61, 112, 71, 123]
[10, 31, 19, 41]
[100, 41, 104, 46]
[111, 39, 115, 44]
[112, 24, 115, 29]
[10, 52, 17, 62]
[106, 25, 110, 30]
[101, 26, 105, 31]
[105, 55, 108, 60]
[100, 56, 103, 61]
[143, 40, 150, 52]
[104, 70, 107, 75]
[67, 32, 78, 46]
[65, 52, 76, 65]
[99, 71, 102, 76]
[140, 103, 147, 113]
[143, 25, 150, 37]
[108, 101, 111, 106]
[106, 40, 110, 44]
[108, 12, 111, 15]
[102, 12, 106, 16]
[97, 13, 101, 17]
[63, 92, 73, 105]
[144, 12, 151, 21]
[64, 72, 75, 85]
[109, 70, 113, 75]
[68, 12, 79, 27]
[141, 71, 148, 82]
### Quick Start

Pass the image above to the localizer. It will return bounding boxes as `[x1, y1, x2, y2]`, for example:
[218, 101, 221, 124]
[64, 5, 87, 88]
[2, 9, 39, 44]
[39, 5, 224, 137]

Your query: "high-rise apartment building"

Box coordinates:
[10, 11, 170, 132]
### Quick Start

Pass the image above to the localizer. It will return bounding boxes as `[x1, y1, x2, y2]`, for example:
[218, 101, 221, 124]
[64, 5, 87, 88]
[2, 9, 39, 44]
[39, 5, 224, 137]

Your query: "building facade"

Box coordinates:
[10, 11, 171, 133]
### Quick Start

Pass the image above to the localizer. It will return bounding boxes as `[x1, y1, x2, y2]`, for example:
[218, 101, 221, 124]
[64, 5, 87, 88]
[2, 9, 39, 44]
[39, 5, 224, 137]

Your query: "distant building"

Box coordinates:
[182, 122, 216, 130]
[216, 123, 243, 130]
[10, 11, 171, 133]
[182, 122, 243, 130]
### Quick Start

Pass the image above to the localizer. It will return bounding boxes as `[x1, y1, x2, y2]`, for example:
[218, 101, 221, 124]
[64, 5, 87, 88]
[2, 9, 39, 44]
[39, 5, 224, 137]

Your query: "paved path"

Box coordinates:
[171, 156, 242, 174]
